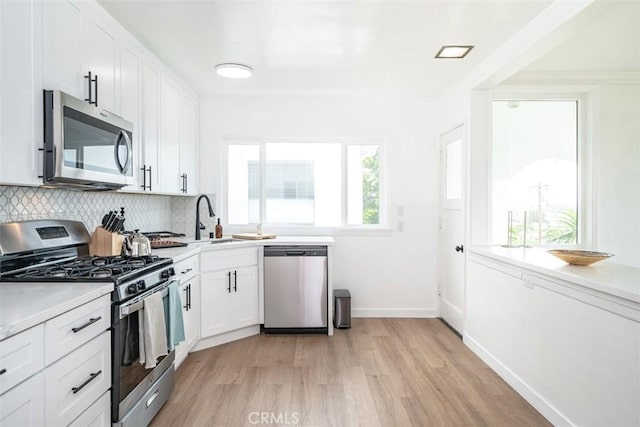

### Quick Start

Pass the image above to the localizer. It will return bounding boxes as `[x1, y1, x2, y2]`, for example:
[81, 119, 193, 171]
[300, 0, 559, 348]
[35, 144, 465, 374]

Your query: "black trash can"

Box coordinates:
[333, 289, 351, 329]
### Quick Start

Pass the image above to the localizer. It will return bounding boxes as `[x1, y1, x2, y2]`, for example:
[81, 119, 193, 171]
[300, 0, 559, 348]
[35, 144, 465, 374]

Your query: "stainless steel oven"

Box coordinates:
[112, 277, 177, 427]
[43, 90, 133, 190]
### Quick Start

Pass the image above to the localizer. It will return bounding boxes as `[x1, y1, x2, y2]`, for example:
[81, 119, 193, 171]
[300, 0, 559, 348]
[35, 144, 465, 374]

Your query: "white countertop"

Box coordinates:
[152, 236, 335, 261]
[0, 282, 113, 341]
[470, 246, 640, 303]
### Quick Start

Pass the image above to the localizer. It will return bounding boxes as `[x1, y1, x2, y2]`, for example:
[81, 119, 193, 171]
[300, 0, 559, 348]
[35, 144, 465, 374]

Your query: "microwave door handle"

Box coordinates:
[113, 130, 132, 174]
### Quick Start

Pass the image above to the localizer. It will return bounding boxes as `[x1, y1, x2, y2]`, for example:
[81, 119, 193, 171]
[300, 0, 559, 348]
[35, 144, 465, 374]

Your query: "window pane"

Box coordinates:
[492, 100, 578, 245]
[347, 145, 380, 225]
[228, 145, 260, 224]
[265, 143, 341, 225]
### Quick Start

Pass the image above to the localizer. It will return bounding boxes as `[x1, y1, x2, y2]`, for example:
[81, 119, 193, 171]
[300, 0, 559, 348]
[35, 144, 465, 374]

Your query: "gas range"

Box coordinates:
[0, 220, 175, 302]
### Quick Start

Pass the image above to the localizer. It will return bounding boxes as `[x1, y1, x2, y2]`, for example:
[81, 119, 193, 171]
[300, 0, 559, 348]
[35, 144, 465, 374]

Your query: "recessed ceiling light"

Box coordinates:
[215, 63, 253, 79]
[434, 46, 474, 59]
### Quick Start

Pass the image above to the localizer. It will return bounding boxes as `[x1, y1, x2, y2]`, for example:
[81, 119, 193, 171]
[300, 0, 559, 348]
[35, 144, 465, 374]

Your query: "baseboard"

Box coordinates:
[463, 334, 573, 426]
[351, 308, 438, 318]
[191, 325, 260, 352]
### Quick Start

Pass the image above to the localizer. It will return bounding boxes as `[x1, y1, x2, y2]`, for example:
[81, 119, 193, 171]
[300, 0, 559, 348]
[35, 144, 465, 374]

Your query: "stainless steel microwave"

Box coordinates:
[43, 90, 133, 190]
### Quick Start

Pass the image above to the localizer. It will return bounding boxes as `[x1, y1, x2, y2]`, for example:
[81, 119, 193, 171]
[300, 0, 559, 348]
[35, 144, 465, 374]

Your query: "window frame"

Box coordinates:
[222, 137, 388, 232]
[488, 91, 591, 248]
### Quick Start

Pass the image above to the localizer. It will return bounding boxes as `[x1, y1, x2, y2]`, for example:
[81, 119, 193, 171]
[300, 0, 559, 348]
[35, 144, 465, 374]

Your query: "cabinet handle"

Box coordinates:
[185, 174, 188, 193]
[141, 165, 152, 191]
[94, 74, 99, 106]
[181, 268, 193, 275]
[183, 286, 189, 310]
[84, 72, 98, 106]
[72, 370, 102, 394]
[187, 283, 192, 310]
[0, 368, 6, 375]
[233, 270, 237, 292]
[71, 316, 102, 333]
[180, 173, 187, 193]
[227, 271, 231, 293]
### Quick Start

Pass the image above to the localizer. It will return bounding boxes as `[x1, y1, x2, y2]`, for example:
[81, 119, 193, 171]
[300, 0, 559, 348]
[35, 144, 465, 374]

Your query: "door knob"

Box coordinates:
[455, 245, 464, 253]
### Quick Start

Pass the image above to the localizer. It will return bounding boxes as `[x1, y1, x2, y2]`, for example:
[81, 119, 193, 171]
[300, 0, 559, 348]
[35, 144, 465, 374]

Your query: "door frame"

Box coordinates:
[438, 124, 467, 334]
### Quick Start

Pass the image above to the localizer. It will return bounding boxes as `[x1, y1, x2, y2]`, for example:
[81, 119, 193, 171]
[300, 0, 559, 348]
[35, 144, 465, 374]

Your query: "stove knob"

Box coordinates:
[127, 283, 137, 294]
[161, 268, 175, 279]
[137, 280, 146, 291]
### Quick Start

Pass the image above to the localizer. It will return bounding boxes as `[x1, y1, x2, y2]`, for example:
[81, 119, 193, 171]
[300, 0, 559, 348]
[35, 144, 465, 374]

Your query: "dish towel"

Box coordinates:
[140, 291, 168, 369]
[167, 280, 185, 351]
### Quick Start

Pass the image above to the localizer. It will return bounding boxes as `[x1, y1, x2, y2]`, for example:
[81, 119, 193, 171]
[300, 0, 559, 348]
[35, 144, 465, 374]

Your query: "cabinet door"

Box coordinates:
[175, 281, 190, 367]
[119, 43, 142, 190]
[233, 266, 259, 329]
[42, 0, 83, 99]
[200, 271, 233, 338]
[0, 372, 44, 427]
[142, 59, 161, 192]
[179, 94, 198, 195]
[82, 11, 118, 113]
[0, 0, 41, 186]
[158, 75, 181, 193]
[184, 276, 200, 350]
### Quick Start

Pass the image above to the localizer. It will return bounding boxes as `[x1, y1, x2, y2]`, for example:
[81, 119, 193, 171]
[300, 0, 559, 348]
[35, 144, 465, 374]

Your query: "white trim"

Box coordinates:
[351, 308, 438, 318]
[504, 71, 640, 86]
[464, 334, 573, 427]
[192, 325, 260, 352]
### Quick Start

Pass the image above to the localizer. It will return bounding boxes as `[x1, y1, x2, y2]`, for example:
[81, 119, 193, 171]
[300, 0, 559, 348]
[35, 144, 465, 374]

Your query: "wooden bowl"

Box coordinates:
[547, 249, 614, 266]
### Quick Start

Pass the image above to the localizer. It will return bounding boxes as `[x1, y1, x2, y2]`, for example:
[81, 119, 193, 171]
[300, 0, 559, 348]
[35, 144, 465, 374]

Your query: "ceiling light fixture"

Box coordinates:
[434, 45, 474, 59]
[215, 63, 253, 79]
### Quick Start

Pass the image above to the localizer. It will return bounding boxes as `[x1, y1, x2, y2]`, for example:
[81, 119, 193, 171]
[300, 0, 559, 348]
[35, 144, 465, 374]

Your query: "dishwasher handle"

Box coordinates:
[285, 251, 305, 256]
[264, 246, 327, 257]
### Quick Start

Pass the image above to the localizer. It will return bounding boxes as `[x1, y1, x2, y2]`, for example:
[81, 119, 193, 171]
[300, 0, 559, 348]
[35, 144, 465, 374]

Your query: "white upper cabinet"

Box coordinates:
[119, 42, 143, 190]
[141, 58, 161, 192]
[179, 94, 198, 195]
[1, 0, 199, 191]
[159, 75, 181, 193]
[82, 8, 118, 114]
[0, 0, 42, 186]
[42, 0, 83, 99]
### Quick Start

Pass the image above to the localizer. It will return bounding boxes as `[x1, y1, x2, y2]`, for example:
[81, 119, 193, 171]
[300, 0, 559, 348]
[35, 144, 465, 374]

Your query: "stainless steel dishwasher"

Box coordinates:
[264, 245, 328, 333]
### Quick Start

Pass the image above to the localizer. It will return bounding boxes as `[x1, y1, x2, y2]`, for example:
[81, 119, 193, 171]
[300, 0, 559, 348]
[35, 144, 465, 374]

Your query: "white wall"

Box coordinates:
[199, 95, 440, 317]
[593, 84, 640, 266]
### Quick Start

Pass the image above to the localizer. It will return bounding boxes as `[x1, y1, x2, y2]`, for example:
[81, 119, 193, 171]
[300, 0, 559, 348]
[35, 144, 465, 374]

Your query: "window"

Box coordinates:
[226, 141, 383, 227]
[491, 100, 580, 245]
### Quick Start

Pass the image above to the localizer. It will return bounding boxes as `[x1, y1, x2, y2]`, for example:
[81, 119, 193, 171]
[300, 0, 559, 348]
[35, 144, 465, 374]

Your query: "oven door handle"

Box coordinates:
[119, 280, 175, 319]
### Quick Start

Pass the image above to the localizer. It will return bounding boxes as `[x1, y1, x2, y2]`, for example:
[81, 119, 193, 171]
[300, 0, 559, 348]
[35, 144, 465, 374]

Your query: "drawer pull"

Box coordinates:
[0, 368, 6, 375]
[181, 268, 193, 274]
[71, 316, 102, 333]
[72, 370, 102, 394]
[146, 390, 159, 408]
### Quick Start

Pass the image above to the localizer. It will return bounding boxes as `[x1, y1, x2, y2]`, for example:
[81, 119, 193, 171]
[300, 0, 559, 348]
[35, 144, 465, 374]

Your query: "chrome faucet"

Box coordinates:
[195, 194, 215, 240]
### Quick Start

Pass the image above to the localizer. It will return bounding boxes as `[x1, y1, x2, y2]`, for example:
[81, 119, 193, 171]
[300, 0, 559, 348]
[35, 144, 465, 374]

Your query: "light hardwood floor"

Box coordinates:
[151, 318, 550, 426]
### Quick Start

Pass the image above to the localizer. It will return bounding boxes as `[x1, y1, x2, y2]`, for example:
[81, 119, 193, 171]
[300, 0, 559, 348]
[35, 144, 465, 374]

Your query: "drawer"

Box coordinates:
[175, 254, 199, 281]
[0, 324, 44, 395]
[45, 332, 111, 427]
[0, 372, 44, 426]
[200, 247, 257, 272]
[68, 390, 110, 427]
[45, 294, 110, 365]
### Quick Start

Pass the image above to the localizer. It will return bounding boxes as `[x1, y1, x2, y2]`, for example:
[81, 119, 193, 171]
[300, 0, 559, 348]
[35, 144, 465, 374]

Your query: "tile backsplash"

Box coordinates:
[0, 186, 216, 238]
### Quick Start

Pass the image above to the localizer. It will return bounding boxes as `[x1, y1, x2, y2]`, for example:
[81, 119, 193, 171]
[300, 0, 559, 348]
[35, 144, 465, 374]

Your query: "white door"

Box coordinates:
[438, 126, 465, 333]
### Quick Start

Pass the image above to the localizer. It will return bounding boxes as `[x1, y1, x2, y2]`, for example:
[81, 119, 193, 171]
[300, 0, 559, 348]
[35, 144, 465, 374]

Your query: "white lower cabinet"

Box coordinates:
[68, 391, 110, 427]
[200, 248, 259, 339]
[175, 275, 200, 368]
[0, 372, 44, 427]
[0, 294, 111, 427]
[45, 332, 110, 427]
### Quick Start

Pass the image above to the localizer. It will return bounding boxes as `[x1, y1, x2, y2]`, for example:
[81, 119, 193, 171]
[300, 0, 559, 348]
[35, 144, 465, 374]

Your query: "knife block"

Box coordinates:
[89, 226, 124, 256]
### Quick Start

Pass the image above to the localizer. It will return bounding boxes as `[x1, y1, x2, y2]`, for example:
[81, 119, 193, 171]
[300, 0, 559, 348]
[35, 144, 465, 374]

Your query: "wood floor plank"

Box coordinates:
[151, 319, 550, 427]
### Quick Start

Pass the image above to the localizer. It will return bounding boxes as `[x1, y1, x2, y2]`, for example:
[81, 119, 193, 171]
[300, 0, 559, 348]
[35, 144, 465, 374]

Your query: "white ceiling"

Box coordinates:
[99, 0, 553, 96]
[523, 1, 640, 72]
